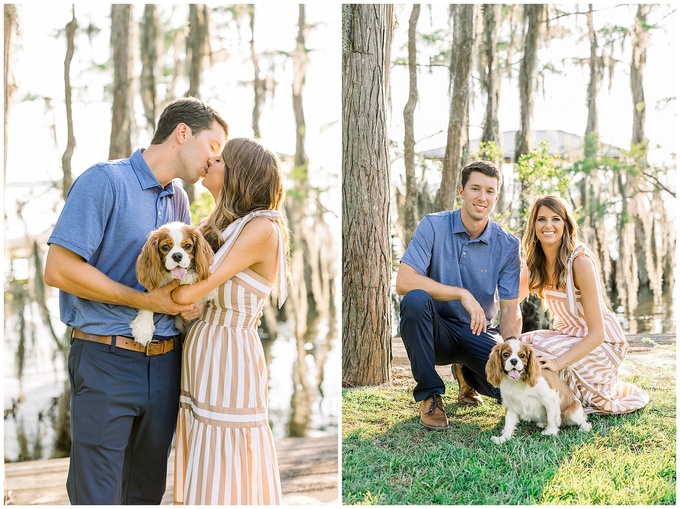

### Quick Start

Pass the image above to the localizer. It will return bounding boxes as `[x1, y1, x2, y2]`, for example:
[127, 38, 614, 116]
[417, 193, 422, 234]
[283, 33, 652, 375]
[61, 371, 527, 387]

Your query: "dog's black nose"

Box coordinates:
[172, 252, 183, 263]
[510, 358, 518, 366]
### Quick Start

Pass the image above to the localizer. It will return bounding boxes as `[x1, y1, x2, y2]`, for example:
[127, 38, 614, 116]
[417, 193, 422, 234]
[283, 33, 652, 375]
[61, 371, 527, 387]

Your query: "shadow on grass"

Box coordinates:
[342, 376, 676, 505]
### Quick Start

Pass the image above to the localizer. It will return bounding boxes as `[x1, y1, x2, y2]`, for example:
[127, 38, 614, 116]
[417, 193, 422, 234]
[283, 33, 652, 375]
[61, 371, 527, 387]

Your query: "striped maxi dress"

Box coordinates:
[521, 245, 649, 415]
[174, 210, 288, 505]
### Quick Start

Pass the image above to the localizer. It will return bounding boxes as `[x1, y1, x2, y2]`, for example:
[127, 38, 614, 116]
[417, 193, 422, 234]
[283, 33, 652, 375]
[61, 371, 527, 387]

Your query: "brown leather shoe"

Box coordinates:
[419, 394, 449, 430]
[452, 363, 484, 406]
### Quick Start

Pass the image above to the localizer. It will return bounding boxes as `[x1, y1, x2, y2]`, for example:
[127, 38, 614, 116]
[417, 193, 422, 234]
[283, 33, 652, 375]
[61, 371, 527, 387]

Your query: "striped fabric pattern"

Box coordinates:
[174, 265, 282, 505]
[521, 246, 650, 415]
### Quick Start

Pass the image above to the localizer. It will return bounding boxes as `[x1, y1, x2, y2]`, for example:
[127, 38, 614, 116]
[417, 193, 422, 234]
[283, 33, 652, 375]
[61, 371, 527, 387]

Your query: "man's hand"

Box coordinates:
[460, 290, 487, 335]
[145, 280, 194, 315]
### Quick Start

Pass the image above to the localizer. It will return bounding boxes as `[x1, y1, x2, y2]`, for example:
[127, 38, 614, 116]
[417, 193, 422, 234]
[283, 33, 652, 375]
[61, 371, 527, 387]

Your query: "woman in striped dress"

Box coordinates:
[519, 195, 649, 415]
[170, 138, 290, 504]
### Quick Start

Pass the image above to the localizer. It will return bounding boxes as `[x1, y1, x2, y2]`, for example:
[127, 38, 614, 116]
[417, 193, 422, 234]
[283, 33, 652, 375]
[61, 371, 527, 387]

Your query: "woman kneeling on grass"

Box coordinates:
[519, 195, 649, 415]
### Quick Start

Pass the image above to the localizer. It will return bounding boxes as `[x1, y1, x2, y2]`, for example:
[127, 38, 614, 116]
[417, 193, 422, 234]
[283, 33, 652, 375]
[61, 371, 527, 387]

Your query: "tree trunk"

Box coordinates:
[4, 4, 18, 190]
[581, 5, 612, 303]
[514, 4, 541, 164]
[480, 4, 501, 150]
[630, 4, 650, 155]
[185, 4, 209, 204]
[61, 8, 77, 200]
[480, 4, 503, 207]
[109, 5, 132, 160]
[342, 4, 392, 386]
[516, 5, 549, 332]
[249, 5, 265, 137]
[402, 4, 420, 246]
[437, 4, 474, 212]
[140, 4, 159, 134]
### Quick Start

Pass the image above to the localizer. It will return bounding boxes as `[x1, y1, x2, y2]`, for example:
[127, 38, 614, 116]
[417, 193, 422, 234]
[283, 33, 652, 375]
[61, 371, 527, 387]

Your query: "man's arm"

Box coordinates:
[396, 262, 488, 335]
[499, 297, 522, 340]
[44, 244, 193, 315]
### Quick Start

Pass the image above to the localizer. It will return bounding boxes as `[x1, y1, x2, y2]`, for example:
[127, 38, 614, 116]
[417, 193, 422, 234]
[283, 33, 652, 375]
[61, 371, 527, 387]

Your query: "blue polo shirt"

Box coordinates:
[400, 209, 520, 324]
[47, 149, 190, 337]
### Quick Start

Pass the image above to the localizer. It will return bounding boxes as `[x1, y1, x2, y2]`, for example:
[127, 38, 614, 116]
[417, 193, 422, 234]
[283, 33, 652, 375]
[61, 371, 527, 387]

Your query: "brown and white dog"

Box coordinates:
[485, 339, 591, 444]
[130, 221, 215, 345]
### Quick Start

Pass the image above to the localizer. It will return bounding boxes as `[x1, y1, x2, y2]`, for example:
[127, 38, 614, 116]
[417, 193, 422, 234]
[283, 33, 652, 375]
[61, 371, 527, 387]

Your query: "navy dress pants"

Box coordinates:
[66, 337, 181, 505]
[399, 289, 502, 402]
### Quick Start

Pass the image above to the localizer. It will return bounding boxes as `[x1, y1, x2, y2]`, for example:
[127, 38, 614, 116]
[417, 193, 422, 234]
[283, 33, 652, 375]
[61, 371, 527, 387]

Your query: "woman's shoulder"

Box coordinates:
[242, 215, 279, 244]
[571, 248, 598, 282]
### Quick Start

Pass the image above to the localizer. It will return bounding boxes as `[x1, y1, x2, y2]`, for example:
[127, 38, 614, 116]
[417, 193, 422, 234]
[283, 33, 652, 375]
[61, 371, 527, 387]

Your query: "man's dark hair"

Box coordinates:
[150, 96, 229, 145]
[460, 160, 502, 190]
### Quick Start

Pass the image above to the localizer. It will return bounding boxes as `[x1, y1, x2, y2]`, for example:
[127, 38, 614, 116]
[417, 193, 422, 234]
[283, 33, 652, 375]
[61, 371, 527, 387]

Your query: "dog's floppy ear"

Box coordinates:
[192, 227, 215, 281]
[485, 343, 504, 388]
[136, 231, 164, 290]
[524, 344, 541, 387]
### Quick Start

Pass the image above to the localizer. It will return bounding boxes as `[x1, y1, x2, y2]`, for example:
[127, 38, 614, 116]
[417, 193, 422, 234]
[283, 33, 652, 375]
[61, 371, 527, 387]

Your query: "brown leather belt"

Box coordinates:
[72, 329, 179, 356]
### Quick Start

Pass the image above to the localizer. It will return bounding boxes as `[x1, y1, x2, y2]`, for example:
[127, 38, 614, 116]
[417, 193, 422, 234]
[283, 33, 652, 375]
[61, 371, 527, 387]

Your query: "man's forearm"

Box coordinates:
[396, 265, 469, 302]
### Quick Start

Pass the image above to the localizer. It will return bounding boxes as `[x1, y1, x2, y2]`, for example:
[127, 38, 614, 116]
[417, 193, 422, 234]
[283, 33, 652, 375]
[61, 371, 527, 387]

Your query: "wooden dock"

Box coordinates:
[4, 434, 339, 505]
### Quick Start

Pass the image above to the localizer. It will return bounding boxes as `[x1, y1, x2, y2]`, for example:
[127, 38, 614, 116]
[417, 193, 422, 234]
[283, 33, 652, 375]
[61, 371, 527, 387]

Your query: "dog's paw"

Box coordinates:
[536, 421, 547, 429]
[491, 435, 502, 445]
[130, 310, 155, 346]
[579, 420, 592, 432]
[541, 427, 559, 436]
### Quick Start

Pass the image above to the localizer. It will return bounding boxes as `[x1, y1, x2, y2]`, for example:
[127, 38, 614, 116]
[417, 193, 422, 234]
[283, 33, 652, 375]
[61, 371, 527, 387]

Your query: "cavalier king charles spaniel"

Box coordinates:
[130, 221, 215, 345]
[485, 339, 591, 444]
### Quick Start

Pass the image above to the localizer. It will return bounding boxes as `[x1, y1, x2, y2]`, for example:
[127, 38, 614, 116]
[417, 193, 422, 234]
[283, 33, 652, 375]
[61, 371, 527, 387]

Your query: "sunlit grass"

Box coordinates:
[342, 345, 676, 505]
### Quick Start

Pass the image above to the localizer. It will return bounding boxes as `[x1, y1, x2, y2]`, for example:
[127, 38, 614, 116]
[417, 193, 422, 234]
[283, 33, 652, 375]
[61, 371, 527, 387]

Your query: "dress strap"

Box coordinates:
[209, 209, 288, 308]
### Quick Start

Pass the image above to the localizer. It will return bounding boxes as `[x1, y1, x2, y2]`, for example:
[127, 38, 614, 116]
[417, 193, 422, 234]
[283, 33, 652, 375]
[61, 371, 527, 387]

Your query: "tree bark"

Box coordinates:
[342, 4, 392, 386]
[437, 4, 474, 212]
[630, 4, 650, 155]
[249, 5, 265, 137]
[402, 4, 420, 246]
[61, 7, 77, 200]
[140, 5, 159, 134]
[184, 4, 209, 203]
[4, 4, 18, 190]
[514, 4, 542, 163]
[108, 5, 132, 160]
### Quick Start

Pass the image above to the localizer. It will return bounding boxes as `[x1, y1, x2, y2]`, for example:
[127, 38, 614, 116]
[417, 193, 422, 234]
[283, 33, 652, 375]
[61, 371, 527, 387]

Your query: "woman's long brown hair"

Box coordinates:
[522, 195, 579, 298]
[201, 137, 291, 276]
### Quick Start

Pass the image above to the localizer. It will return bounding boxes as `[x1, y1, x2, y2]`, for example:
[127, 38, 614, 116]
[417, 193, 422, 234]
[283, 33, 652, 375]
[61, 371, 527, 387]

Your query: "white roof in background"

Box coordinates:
[420, 129, 623, 161]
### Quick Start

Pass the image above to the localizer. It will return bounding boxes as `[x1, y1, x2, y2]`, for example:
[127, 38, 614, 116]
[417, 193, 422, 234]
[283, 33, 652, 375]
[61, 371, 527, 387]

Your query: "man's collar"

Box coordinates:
[453, 209, 491, 243]
[131, 149, 174, 193]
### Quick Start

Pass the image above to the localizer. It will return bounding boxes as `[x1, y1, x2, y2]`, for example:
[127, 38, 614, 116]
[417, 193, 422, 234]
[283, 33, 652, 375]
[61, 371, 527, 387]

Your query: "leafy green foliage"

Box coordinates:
[190, 190, 215, 225]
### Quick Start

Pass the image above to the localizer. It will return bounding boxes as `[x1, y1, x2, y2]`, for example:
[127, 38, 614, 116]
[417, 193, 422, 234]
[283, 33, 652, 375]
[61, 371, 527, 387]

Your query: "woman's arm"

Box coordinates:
[545, 253, 605, 371]
[172, 217, 279, 305]
[519, 263, 529, 302]
[499, 297, 522, 339]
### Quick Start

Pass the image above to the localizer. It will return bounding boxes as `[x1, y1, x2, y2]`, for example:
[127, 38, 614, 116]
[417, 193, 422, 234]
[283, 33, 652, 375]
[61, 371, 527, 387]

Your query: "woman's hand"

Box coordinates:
[180, 302, 204, 321]
[535, 350, 560, 372]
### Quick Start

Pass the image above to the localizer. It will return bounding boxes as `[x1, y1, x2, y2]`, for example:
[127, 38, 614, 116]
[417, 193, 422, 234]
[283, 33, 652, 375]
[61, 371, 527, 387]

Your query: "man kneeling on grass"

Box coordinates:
[395, 160, 523, 430]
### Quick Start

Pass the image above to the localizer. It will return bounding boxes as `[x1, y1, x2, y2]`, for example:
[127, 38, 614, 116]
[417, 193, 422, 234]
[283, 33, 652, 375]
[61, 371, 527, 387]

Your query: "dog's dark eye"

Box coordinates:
[161, 245, 170, 252]
[519, 353, 525, 359]
[502, 352, 509, 359]
[184, 243, 193, 251]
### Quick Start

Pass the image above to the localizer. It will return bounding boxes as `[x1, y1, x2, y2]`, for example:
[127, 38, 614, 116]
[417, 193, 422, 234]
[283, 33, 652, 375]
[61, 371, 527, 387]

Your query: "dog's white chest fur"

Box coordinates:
[500, 377, 560, 423]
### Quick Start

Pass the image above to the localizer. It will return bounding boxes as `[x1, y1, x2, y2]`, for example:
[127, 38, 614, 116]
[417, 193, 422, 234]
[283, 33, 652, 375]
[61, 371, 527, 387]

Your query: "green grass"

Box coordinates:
[342, 345, 676, 505]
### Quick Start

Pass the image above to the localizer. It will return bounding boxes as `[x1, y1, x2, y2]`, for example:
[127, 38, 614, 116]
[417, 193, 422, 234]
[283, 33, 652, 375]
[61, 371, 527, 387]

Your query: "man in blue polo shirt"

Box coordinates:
[44, 97, 229, 504]
[396, 160, 522, 430]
